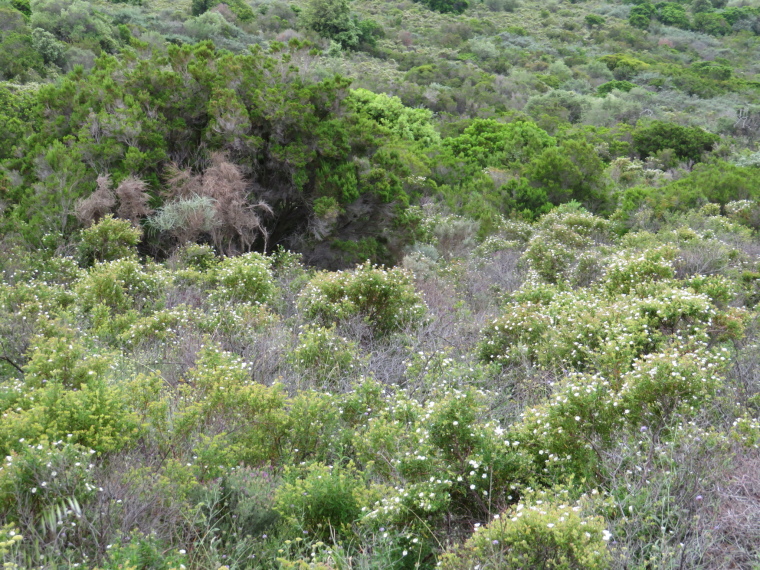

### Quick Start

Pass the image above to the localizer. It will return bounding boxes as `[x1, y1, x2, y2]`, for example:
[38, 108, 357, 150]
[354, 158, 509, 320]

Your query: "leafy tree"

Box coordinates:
[632, 120, 719, 163]
[351, 88, 440, 146]
[442, 118, 555, 168]
[31, 27, 65, 66]
[584, 14, 605, 28]
[0, 33, 45, 81]
[693, 11, 730, 34]
[597, 80, 636, 96]
[0, 5, 27, 32]
[302, 0, 359, 49]
[658, 3, 690, 28]
[524, 139, 607, 208]
[29, 0, 118, 51]
[9, 0, 30, 16]
[416, 0, 469, 14]
[525, 90, 588, 125]
[629, 2, 655, 28]
[691, 0, 713, 14]
[656, 162, 760, 210]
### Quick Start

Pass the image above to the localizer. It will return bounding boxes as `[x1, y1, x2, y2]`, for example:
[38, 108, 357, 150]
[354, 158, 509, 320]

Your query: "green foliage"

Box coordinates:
[443, 118, 555, 169]
[298, 262, 427, 335]
[415, 0, 469, 14]
[524, 139, 608, 208]
[302, 0, 359, 49]
[693, 11, 730, 35]
[275, 462, 366, 540]
[0, 32, 45, 81]
[632, 120, 719, 163]
[596, 80, 635, 96]
[658, 3, 690, 28]
[585, 14, 605, 27]
[439, 489, 611, 569]
[78, 214, 141, 265]
[29, 0, 118, 50]
[209, 252, 277, 305]
[351, 88, 440, 146]
[289, 325, 361, 386]
[75, 257, 164, 314]
[31, 27, 65, 66]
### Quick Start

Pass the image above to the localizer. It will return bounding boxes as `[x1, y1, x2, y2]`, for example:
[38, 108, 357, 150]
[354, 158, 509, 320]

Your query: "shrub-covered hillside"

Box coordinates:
[2, 0, 760, 566]
[0, 206, 759, 568]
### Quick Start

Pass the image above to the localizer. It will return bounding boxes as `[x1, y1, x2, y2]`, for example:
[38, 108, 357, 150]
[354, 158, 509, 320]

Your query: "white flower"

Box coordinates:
[602, 530, 612, 541]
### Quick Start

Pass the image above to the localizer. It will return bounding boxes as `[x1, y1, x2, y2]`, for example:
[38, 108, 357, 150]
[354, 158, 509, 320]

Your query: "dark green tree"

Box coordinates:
[302, 0, 359, 49]
[632, 121, 719, 163]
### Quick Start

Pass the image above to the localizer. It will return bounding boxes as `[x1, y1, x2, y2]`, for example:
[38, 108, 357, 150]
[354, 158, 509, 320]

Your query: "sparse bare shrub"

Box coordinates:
[75, 174, 116, 226]
[156, 155, 271, 254]
[114, 176, 153, 224]
[700, 451, 760, 568]
[203, 153, 272, 255]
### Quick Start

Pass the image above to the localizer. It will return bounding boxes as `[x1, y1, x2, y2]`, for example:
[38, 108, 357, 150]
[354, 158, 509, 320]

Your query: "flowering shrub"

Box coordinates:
[602, 245, 676, 295]
[522, 206, 615, 284]
[209, 252, 278, 305]
[288, 325, 362, 386]
[439, 489, 611, 569]
[23, 329, 115, 389]
[0, 441, 97, 527]
[511, 347, 725, 480]
[480, 280, 719, 376]
[75, 258, 166, 314]
[298, 262, 427, 336]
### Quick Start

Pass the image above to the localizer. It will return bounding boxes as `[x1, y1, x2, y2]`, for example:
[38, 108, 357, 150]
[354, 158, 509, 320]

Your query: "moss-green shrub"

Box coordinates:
[174, 346, 288, 465]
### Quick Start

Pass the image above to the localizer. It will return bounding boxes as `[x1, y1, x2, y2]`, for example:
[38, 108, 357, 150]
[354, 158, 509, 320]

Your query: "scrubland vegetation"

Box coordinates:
[2, 0, 760, 565]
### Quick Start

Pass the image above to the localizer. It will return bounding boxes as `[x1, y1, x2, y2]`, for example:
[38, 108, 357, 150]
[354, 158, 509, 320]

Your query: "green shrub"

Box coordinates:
[23, 330, 115, 390]
[0, 441, 97, 527]
[209, 252, 277, 305]
[632, 121, 719, 163]
[289, 325, 362, 386]
[298, 262, 427, 336]
[596, 80, 635, 96]
[585, 14, 605, 27]
[439, 489, 611, 569]
[275, 462, 366, 540]
[78, 214, 141, 265]
[174, 346, 288, 465]
[75, 258, 165, 314]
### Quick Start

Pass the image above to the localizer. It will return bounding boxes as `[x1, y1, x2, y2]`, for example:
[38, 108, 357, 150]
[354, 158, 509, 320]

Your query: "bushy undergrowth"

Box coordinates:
[0, 204, 755, 569]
